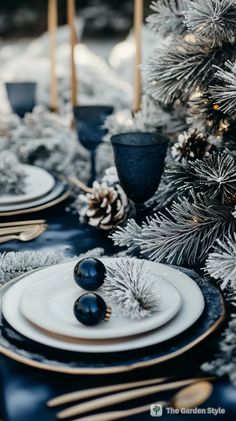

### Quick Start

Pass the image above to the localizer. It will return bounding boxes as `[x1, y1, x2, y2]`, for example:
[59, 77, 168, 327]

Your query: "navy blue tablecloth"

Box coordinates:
[0, 201, 235, 421]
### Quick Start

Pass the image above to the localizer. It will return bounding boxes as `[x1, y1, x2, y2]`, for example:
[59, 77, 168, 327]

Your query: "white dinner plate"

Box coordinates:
[0, 180, 66, 212]
[0, 165, 55, 205]
[20, 258, 182, 340]
[2, 259, 205, 353]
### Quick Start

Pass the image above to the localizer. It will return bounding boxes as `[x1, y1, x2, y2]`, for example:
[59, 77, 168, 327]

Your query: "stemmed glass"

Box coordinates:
[111, 132, 169, 222]
[5, 82, 37, 118]
[73, 105, 114, 186]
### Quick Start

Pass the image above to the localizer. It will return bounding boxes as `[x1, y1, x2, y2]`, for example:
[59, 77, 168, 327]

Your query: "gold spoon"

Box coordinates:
[72, 381, 213, 421]
[0, 225, 47, 243]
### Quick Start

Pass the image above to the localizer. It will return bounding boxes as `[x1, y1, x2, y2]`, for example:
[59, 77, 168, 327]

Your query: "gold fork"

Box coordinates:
[0, 225, 47, 243]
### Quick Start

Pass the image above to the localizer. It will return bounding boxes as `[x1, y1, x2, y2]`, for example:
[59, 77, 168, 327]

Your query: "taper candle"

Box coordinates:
[48, 0, 59, 112]
[133, 0, 143, 113]
[67, 0, 78, 107]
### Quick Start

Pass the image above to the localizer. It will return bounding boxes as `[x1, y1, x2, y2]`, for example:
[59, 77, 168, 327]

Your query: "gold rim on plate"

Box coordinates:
[0, 187, 72, 216]
[0, 272, 226, 375]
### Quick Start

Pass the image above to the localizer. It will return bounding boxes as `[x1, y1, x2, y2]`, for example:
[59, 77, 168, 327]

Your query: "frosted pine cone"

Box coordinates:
[171, 129, 214, 161]
[79, 181, 129, 231]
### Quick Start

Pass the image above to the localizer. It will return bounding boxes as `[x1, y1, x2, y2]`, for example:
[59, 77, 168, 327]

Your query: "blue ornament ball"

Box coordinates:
[73, 258, 106, 291]
[74, 293, 109, 326]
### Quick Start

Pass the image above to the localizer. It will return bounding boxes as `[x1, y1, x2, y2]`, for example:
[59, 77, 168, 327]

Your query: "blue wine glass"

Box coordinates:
[73, 105, 114, 186]
[111, 131, 169, 222]
[5, 82, 36, 118]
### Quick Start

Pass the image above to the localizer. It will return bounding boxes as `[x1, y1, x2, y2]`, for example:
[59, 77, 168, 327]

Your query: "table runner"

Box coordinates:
[0, 202, 235, 421]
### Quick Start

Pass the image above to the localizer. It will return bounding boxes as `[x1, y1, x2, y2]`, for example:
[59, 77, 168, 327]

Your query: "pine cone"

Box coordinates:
[171, 129, 215, 161]
[80, 181, 129, 231]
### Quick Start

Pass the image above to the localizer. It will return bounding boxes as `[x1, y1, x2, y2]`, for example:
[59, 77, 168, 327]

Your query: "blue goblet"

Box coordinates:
[111, 132, 169, 222]
[5, 82, 37, 118]
[73, 105, 114, 186]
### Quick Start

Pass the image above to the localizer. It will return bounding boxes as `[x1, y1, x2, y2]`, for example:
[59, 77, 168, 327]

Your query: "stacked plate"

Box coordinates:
[0, 164, 70, 216]
[0, 258, 225, 374]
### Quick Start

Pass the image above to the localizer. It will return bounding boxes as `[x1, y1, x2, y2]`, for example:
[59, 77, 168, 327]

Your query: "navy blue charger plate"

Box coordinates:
[0, 268, 225, 375]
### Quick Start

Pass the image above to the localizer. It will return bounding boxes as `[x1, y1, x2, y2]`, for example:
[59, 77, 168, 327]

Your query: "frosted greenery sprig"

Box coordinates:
[165, 152, 236, 202]
[140, 194, 235, 265]
[146, 0, 186, 38]
[111, 194, 236, 265]
[0, 250, 69, 285]
[145, 40, 236, 104]
[183, 0, 236, 46]
[111, 219, 143, 254]
[205, 233, 236, 289]
[104, 257, 161, 319]
[210, 61, 236, 116]
[0, 151, 26, 195]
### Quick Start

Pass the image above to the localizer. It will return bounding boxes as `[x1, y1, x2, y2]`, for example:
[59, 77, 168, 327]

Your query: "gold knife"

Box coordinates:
[0, 219, 46, 228]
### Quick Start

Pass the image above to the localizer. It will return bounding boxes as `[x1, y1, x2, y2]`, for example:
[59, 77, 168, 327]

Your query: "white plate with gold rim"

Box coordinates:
[0, 165, 55, 205]
[2, 259, 205, 353]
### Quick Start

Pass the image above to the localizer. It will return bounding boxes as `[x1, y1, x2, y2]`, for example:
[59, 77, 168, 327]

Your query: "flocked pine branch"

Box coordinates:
[183, 0, 236, 46]
[0, 250, 70, 285]
[111, 219, 143, 254]
[210, 61, 236, 116]
[104, 257, 161, 319]
[146, 0, 186, 37]
[0, 151, 26, 195]
[139, 194, 236, 265]
[165, 152, 236, 201]
[145, 41, 236, 104]
[205, 232, 236, 289]
[112, 194, 236, 265]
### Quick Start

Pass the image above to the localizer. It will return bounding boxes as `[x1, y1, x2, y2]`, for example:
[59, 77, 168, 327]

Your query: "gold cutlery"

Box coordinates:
[0, 225, 47, 243]
[0, 220, 46, 228]
[56, 377, 214, 419]
[72, 381, 213, 421]
[0, 224, 47, 236]
[47, 377, 167, 408]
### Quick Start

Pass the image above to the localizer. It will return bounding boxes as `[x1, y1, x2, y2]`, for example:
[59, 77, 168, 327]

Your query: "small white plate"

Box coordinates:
[0, 165, 55, 205]
[2, 260, 205, 353]
[19, 258, 182, 340]
[0, 180, 66, 212]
